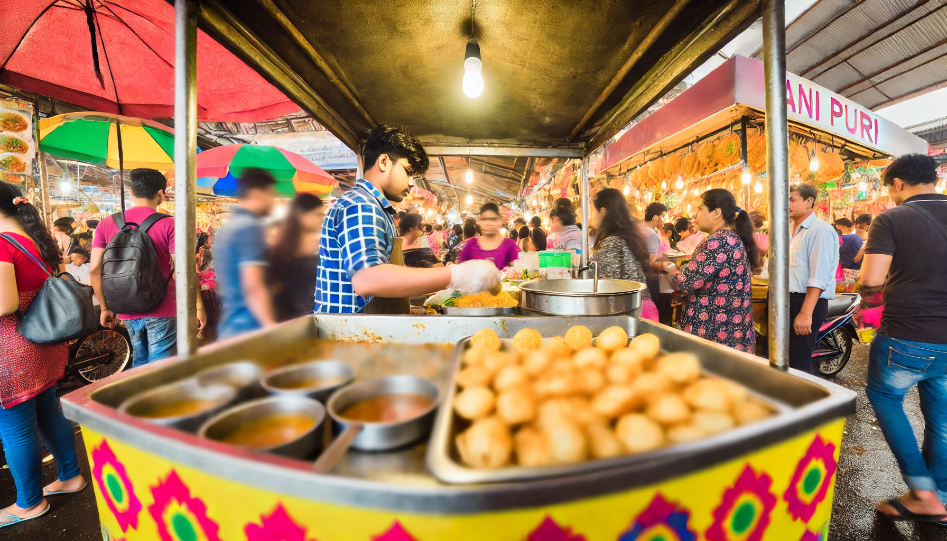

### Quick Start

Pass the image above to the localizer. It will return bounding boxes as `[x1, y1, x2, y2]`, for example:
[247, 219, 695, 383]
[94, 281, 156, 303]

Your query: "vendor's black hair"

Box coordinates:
[452, 224, 463, 237]
[855, 214, 872, 226]
[423, 223, 433, 234]
[674, 217, 690, 234]
[0, 183, 61, 268]
[530, 216, 542, 228]
[129, 168, 168, 199]
[398, 213, 424, 235]
[237, 168, 277, 198]
[479, 203, 500, 216]
[361, 123, 429, 176]
[882, 153, 937, 186]
[834, 217, 854, 228]
[549, 199, 576, 226]
[701, 189, 762, 274]
[645, 202, 668, 222]
[463, 218, 478, 239]
[514, 217, 527, 226]
[790, 183, 818, 205]
[53, 216, 75, 233]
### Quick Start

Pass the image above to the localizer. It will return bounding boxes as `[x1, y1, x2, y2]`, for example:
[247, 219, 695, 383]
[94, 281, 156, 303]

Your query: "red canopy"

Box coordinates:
[1, 0, 298, 122]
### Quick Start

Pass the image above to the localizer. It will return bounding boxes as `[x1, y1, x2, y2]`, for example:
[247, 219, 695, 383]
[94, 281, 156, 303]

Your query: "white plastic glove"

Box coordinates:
[449, 260, 502, 294]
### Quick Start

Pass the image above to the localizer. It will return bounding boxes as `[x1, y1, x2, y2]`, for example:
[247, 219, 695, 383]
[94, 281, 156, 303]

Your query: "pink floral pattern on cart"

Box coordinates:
[784, 434, 838, 523]
[373, 521, 419, 541]
[245, 503, 317, 541]
[618, 493, 697, 541]
[91, 439, 142, 533]
[527, 516, 586, 541]
[149, 469, 221, 541]
[705, 465, 776, 541]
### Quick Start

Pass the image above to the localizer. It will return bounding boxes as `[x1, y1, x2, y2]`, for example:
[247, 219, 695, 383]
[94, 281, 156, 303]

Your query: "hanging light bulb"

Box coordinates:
[686, 204, 692, 213]
[692, 188, 699, 197]
[857, 181, 868, 193]
[466, 194, 473, 205]
[660, 180, 667, 190]
[936, 182, 946, 194]
[623, 185, 630, 196]
[59, 181, 73, 193]
[465, 168, 474, 184]
[809, 151, 819, 172]
[754, 179, 763, 194]
[635, 189, 640, 198]
[741, 165, 752, 185]
[524, 211, 533, 221]
[436, 215, 444, 224]
[675, 174, 684, 190]
[462, 39, 484, 98]
[501, 228, 508, 236]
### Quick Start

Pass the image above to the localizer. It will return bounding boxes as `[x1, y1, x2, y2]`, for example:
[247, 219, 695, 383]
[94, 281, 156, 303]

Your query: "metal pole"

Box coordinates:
[174, 0, 199, 357]
[115, 117, 125, 211]
[356, 153, 364, 179]
[739, 116, 750, 210]
[762, 0, 790, 371]
[580, 157, 590, 268]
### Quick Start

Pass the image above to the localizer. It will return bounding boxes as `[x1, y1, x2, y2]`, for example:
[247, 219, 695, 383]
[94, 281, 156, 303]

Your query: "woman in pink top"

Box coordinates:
[458, 203, 520, 270]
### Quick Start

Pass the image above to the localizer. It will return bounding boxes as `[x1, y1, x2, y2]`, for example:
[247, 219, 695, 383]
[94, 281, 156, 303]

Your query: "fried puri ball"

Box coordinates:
[455, 364, 493, 389]
[462, 346, 488, 366]
[453, 386, 496, 420]
[483, 350, 518, 374]
[646, 393, 692, 425]
[533, 372, 575, 398]
[521, 350, 552, 377]
[574, 368, 606, 394]
[586, 423, 623, 459]
[719, 379, 751, 404]
[692, 410, 736, 434]
[606, 363, 635, 385]
[496, 386, 537, 425]
[513, 328, 543, 351]
[631, 371, 674, 398]
[544, 420, 588, 464]
[616, 413, 665, 453]
[734, 400, 772, 425]
[655, 352, 702, 384]
[630, 333, 662, 361]
[683, 379, 733, 412]
[573, 347, 608, 369]
[564, 325, 594, 350]
[610, 347, 646, 373]
[596, 326, 629, 352]
[591, 386, 639, 418]
[666, 424, 710, 444]
[567, 396, 606, 426]
[514, 426, 553, 467]
[542, 336, 574, 357]
[536, 398, 574, 429]
[456, 416, 512, 469]
[470, 328, 502, 352]
[494, 365, 529, 392]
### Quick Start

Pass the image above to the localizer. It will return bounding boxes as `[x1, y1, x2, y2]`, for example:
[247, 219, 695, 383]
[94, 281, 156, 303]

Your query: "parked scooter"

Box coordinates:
[814, 293, 861, 377]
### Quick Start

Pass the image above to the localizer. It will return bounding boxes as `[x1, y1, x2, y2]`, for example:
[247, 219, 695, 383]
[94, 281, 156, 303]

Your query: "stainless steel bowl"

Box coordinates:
[261, 360, 355, 403]
[325, 375, 441, 452]
[119, 379, 236, 432]
[198, 396, 325, 459]
[519, 278, 644, 316]
[195, 361, 264, 400]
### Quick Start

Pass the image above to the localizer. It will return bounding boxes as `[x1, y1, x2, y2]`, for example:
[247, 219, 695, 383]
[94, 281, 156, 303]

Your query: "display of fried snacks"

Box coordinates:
[455, 291, 518, 308]
[452, 325, 775, 470]
[0, 112, 28, 133]
[0, 135, 28, 154]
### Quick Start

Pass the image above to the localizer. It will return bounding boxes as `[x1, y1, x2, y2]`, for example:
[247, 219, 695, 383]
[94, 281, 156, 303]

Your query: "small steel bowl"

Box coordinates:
[326, 375, 441, 451]
[119, 379, 236, 432]
[195, 361, 265, 400]
[261, 360, 355, 403]
[198, 396, 326, 459]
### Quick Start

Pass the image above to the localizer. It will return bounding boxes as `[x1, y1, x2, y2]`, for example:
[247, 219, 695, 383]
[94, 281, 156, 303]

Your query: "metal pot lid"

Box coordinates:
[519, 279, 644, 297]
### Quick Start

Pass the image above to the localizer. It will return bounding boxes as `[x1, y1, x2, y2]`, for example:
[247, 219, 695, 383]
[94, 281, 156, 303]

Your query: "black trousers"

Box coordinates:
[788, 293, 829, 374]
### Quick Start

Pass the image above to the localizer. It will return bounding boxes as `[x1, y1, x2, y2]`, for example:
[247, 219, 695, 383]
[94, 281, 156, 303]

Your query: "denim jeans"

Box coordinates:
[0, 386, 81, 508]
[125, 317, 177, 368]
[217, 310, 261, 341]
[866, 334, 947, 501]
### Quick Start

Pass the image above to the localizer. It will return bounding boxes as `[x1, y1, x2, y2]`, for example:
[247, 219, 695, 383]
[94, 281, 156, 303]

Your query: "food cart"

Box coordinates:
[60, 1, 858, 539]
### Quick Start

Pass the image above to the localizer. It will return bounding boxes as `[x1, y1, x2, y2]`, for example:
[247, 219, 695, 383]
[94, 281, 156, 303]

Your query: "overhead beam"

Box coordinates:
[518, 157, 534, 198]
[836, 40, 947, 96]
[424, 146, 585, 158]
[784, 0, 865, 56]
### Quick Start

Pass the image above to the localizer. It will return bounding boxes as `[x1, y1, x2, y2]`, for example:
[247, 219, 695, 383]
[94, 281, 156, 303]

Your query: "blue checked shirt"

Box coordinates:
[314, 179, 396, 313]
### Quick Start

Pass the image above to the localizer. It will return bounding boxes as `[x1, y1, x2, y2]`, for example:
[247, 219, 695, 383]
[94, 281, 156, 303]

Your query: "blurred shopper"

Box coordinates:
[853, 213, 872, 267]
[53, 216, 93, 262]
[749, 211, 769, 255]
[216, 168, 278, 337]
[444, 224, 465, 264]
[549, 200, 581, 252]
[860, 154, 947, 523]
[400, 213, 440, 268]
[517, 225, 534, 252]
[459, 203, 520, 270]
[787, 183, 839, 373]
[267, 193, 325, 322]
[65, 247, 91, 286]
[835, 217, 864, 287]
[91, 169, 204, 367]
[529, 216, 547, 250]
[656, 189, 761, 352]
[589, 188, 658, 321]
[0, 184, 85, 528]
[675, 217, 706, 255]
[662, 223, 679, 246]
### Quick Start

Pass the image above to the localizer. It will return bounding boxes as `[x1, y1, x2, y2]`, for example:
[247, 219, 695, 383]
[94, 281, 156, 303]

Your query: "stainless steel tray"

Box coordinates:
[426, 327, 789, 484]
[443, 306, 518, 316]
[520, 279, 643, 316]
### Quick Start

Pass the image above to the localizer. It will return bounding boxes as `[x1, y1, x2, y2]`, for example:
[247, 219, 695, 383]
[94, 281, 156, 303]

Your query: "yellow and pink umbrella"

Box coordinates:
[193, 144, 335, 198]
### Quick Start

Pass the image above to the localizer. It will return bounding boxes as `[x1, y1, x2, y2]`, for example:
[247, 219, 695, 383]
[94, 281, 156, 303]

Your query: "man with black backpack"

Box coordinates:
[90, 169, 206, 368]
[859, 154, 947, 523]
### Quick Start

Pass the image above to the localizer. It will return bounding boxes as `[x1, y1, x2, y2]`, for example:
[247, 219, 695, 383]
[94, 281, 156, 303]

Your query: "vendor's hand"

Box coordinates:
[793, 312, 813, 336]
[449, 260, 502, 294]
[196, 307, 207, 333]
[100, 309, 117, 329]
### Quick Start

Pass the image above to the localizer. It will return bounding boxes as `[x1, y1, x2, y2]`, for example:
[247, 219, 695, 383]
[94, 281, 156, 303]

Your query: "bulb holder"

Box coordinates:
[465, 39, 481, 62]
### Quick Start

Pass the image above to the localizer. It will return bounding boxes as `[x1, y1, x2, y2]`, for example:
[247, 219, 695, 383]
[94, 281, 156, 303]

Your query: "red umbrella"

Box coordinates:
[1, 0, 298, 122]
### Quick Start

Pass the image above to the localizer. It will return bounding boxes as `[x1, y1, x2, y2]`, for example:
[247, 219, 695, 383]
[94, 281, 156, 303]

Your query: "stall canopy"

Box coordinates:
[193, 0, 764, 154]
[1, 0, 298, 122]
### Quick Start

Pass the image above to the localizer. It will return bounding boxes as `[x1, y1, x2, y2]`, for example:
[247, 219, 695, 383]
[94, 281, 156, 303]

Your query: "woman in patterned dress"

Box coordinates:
[589, 188, 659, 321]
[0, 183, 86, 528]
[655, 189, 763, 352]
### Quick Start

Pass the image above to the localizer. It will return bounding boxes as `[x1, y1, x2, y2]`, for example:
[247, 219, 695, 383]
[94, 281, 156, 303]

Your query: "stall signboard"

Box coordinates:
[0, 98, 36, 179]
[252, 131, 357, 171]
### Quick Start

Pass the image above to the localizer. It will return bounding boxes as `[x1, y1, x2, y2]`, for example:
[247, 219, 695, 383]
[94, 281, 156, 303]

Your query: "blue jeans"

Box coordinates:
[217, 310, 260, 341]
[0, 387, 81, 508]
[125, 317, 177, 368]
[866, 334, 947, 501]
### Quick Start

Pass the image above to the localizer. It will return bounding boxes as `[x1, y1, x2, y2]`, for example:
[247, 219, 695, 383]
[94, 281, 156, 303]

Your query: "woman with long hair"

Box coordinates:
[458, 203, 520, 270]
[0, 183, 86, 528]
[655, 189, 763, 352]
[267, 193, 326, 321]
[549, 199, 581, 252]
[517, 225, 534, 252]
[589, 188, 659, 321]
[399, 213, 440, 268]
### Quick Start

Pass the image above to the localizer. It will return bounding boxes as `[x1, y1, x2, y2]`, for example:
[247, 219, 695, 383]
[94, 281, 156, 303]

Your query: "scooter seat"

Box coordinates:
[825, 295, 856, 319]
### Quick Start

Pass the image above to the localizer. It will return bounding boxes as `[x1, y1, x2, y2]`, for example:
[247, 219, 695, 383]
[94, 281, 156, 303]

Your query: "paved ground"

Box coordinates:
[3, 344, 947, 540]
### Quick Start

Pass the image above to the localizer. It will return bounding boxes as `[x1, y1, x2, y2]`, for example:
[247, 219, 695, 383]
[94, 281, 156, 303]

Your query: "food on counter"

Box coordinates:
[221, 414, 317, 448]
[452, 326, 775, 469]
[455, 291, 518, 308]
[340, 393, 433, 423]
[0, 155, 26, 173]
[504, 268, 535, 281]
[0, 112, 27, 133]
[470, 328, 502, 351]
[512, 328, 542, 351]
[137, 399, 218, 419]
[273, 376, 349, 390]
[0, 135, 28, 154]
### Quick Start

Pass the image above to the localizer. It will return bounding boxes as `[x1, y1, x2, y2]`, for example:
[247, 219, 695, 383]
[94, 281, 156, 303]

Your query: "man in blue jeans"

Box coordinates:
[859, 153, 947, 523]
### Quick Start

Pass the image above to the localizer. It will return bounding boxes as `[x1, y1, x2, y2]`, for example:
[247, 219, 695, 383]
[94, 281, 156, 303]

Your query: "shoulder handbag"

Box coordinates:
[0, 233, 98, 344]
[902, 201, 947, 245]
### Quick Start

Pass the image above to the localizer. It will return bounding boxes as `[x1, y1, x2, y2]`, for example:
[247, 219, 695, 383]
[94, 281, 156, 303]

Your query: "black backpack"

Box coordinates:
[101, 212, 172, 314]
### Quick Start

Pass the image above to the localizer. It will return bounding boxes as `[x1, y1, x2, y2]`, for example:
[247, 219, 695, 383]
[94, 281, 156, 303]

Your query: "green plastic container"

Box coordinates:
[538, 250, 572, 268]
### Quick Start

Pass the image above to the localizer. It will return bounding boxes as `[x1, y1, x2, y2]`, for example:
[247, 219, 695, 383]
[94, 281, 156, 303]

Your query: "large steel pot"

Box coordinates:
[519, 278, 644, 316]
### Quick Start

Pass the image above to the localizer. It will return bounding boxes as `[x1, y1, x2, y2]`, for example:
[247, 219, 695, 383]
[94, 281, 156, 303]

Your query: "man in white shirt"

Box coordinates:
[65, 247, 91, 285]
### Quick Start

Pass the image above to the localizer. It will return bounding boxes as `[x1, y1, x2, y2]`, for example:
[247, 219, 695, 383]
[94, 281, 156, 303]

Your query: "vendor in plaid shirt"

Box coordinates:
[315, 124, 500, 313]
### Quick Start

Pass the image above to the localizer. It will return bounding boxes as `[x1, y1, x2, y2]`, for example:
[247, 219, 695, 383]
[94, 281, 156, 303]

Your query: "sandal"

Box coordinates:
[0, 500, 51, 529]
[43, 478, 87, 496]
[878, 499, 947, 525]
